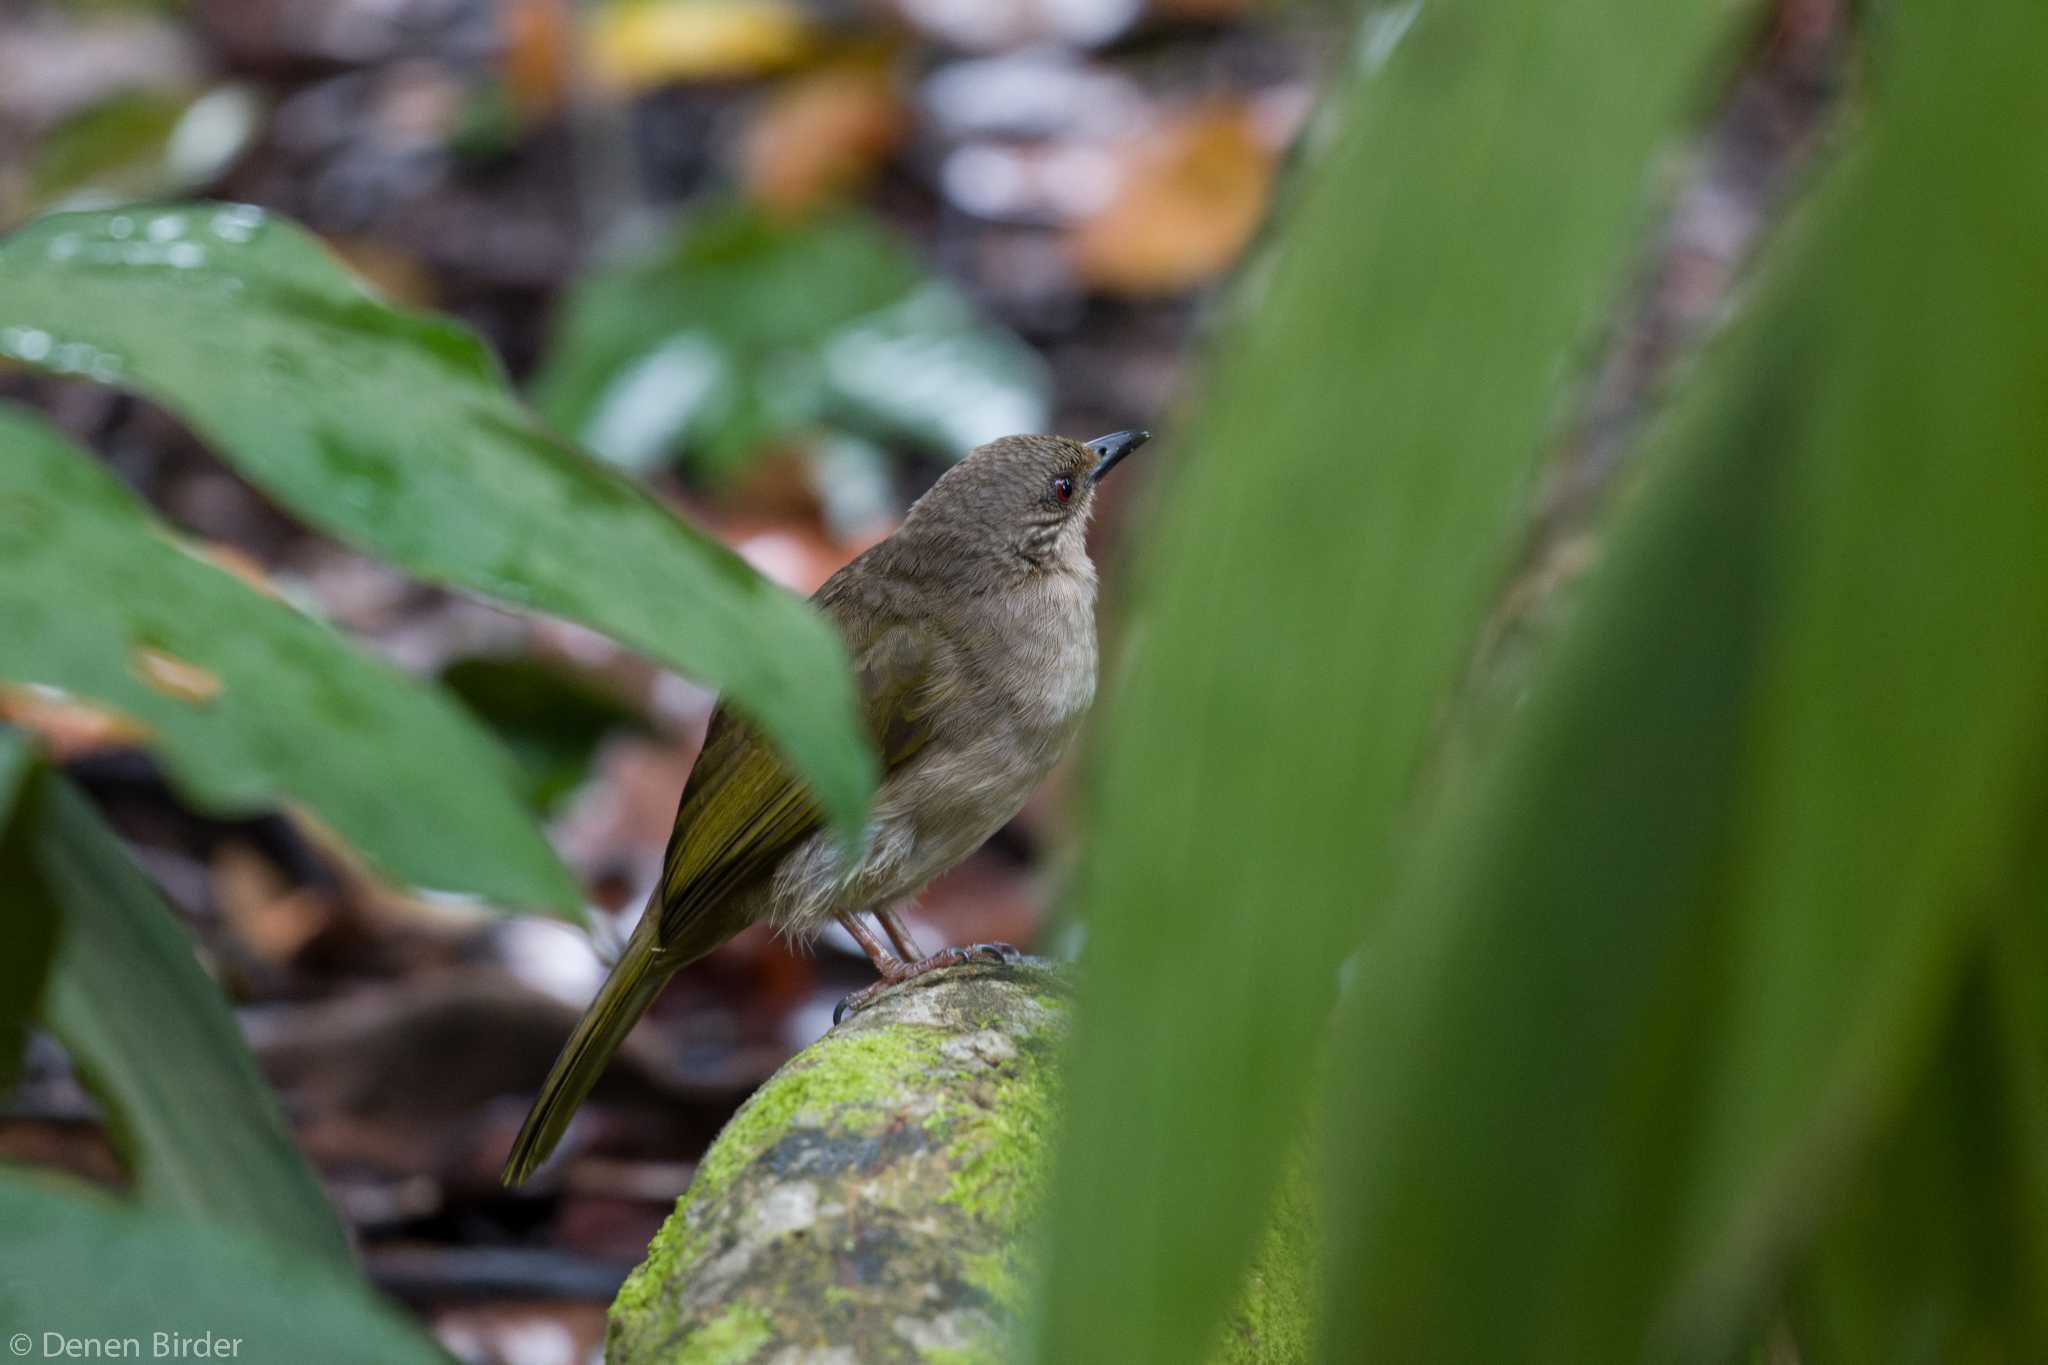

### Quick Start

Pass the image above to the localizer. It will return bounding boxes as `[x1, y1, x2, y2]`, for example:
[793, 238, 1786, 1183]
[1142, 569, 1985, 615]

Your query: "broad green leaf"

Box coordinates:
[1321, 4, 2048, 1360]
[1032, 3, 1749, 1363]
[0, 404, 577, 912]
[1676, 1, 2048, 1328]
[1319, 306, 1803, 1362]
[0, 203, 874, 836]
[2, 744, 351, 1265]
[0, 731, 57, 1091]
[0, 1174, 442, 1363]
[533, 203, 1049, 479]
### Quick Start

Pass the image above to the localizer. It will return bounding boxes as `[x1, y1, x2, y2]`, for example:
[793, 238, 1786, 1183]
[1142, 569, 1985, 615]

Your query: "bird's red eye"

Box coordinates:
[1052, 475, 1074, 503]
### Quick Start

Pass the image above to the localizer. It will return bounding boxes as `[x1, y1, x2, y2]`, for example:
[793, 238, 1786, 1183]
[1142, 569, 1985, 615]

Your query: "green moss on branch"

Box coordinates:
[609, 962, 1311, 1364]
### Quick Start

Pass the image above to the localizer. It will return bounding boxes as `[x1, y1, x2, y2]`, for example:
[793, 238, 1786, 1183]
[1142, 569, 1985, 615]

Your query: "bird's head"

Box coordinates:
[899, 430, 1150, 578]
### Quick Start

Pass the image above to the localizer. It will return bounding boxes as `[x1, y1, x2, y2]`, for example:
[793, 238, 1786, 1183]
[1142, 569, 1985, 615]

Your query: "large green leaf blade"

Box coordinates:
[0, 1175, 441, 1364]
[1321, 4, 2048, 1360]
[1678, 1, 2048, 1323]
[1318, 305, 1803, 1362]
[1032, 4, 1749, 1363]
[0, 204, 875, 834]
[0, 405, 576, 911]
[2, 740, 351, 1265]
[0, 731, 57, 1092]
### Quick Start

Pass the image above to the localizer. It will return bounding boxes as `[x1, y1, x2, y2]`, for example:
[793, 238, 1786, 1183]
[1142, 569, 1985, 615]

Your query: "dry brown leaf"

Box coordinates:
[0, 685, 153, 760]
[584, 0, 816, 95]
[499, 0, 575, 119]
[742, 61, 907, 216]
[211, 840, 336, 966]
[1068, 103, 1276, 295]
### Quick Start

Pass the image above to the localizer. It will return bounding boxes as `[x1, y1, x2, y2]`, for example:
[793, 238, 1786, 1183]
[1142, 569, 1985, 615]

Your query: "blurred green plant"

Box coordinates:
[1037, 2, 2048, 1364]
[533, 202, 1049, 482]
[0, 1176, 445, 1363]
[0, 203, 877, 913]
[0, 729, 447, 1356]
[0, 728, 349, 1259]
[19, 86, 263, 226]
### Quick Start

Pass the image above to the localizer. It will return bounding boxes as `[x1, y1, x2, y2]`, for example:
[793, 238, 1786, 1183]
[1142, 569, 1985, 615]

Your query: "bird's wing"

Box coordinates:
[652, 615, 943, 950]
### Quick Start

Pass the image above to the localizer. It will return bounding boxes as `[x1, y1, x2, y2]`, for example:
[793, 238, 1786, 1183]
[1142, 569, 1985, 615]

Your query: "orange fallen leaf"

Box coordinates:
[1068, 103, 1277, 296]
[500, 0, 575, 119]
[131, 645, 224, 705]
[211, 840, 336, 966]
[743, 60, 907, 216]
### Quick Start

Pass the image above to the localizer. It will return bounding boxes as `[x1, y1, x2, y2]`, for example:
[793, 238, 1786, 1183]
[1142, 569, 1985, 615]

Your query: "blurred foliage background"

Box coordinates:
[6, 0, 2041, 1362]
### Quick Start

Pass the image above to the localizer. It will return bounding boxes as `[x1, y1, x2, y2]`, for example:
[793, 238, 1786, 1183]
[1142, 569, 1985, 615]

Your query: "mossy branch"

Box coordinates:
[608, 961, 1311, 1365]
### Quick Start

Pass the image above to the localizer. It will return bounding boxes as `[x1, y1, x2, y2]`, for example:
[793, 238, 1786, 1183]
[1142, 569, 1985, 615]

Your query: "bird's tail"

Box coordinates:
[502, 922, 671, 1185]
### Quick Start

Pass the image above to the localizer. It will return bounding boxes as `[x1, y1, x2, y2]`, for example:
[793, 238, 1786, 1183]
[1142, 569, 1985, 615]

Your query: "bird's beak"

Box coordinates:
[1086, 429, 1151, 483]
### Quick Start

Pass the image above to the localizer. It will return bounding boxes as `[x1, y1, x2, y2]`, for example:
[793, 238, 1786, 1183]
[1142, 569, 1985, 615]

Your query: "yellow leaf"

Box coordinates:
[585, 0, 817, 93]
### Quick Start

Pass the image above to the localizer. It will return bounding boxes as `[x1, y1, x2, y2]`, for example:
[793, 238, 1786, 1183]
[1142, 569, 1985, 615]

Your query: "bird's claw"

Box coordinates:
[834, 985, 884, 1026]
[961, 942, 1025, 965]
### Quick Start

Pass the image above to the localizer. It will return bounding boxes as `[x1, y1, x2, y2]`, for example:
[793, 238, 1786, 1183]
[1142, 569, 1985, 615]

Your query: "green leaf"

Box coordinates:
[0, 404, 577, 912]
[533, 203, 1049, 479]
[1320, 4, 2048, 1360]
[28, 92, 185, 205]
[1, 740, 351, 1265]
[0, 1174, 443, 1363]
[1031, 3, 1750, 1364]
[0, 731, 58, 1092]
[1318, 299, 1799, 1363]
[0, 203, 875, 837]
[22, 86, 262, 221]
[1675, 3, 2048, 1326]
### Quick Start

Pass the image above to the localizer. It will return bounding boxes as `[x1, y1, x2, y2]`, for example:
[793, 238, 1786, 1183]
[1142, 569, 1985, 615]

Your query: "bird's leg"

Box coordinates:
[836, 912, 912, 980]
[876, 904, 926, 962]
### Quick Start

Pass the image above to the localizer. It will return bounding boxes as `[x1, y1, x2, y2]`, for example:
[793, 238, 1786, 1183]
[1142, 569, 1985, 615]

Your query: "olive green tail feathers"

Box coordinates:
[502, 930, 671, 1185]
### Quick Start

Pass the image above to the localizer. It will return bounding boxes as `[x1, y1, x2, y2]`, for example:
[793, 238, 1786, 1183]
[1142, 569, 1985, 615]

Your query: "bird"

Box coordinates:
[502, 428, 1150, 1184]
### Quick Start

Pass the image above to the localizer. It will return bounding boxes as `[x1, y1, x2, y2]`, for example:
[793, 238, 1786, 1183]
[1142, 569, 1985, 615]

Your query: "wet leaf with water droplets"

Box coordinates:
[0, 201, 875, 839]
[0, 405, 580, 914]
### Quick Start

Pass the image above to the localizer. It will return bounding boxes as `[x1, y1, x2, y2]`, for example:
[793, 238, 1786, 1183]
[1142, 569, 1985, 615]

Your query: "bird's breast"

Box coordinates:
[998, 570, 1097, 744]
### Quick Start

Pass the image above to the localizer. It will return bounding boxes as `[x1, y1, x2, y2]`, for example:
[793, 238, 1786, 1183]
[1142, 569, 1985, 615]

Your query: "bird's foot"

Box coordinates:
[832, 942, 1029, 1023]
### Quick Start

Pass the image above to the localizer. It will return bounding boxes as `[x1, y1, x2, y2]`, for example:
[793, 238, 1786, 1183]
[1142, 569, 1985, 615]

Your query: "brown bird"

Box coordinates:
[503, 429, 1149, 1184]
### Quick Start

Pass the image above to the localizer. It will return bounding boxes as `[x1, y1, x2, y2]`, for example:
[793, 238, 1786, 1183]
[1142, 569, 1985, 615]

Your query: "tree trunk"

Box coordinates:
[608, 960, 1312, 1365]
